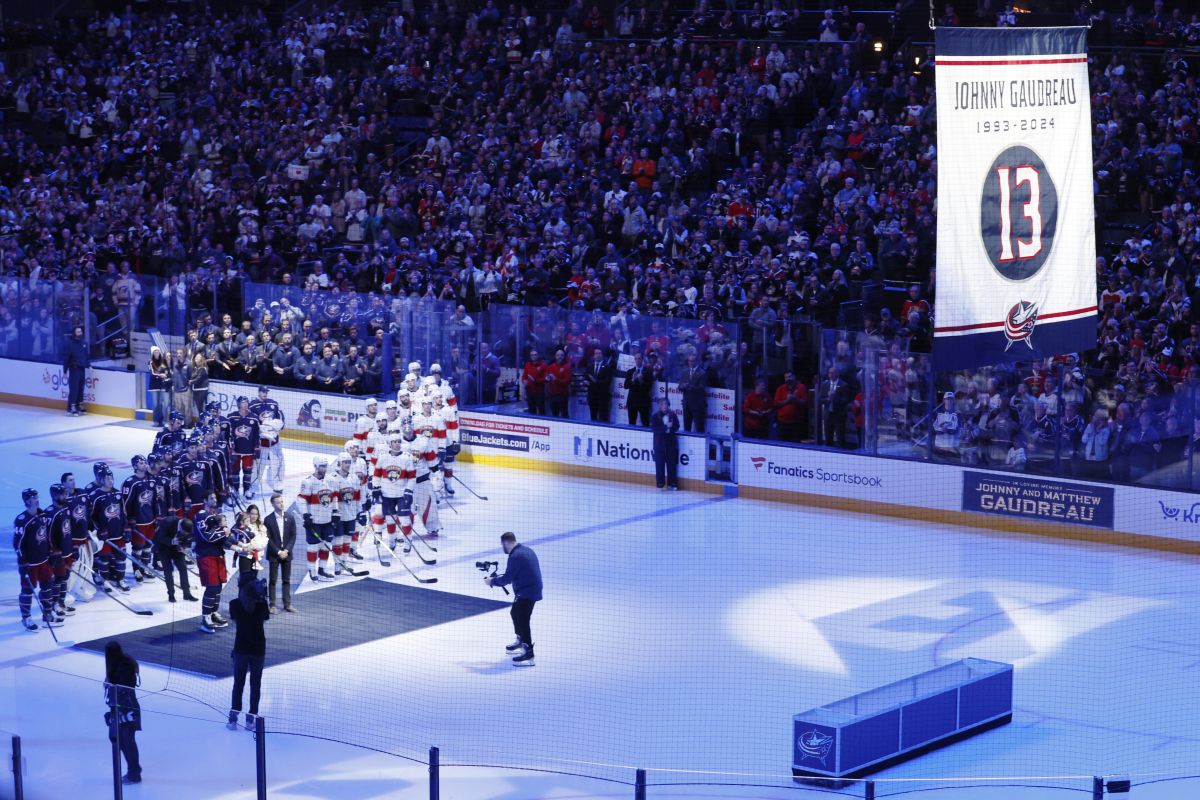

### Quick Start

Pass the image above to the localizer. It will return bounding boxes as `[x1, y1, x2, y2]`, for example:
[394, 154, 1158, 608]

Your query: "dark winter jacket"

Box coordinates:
[63, 334, 89, 370]
[494, 543, 543, 601]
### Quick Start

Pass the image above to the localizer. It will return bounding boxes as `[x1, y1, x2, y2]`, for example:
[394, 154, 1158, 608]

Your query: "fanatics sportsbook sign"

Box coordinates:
[933, 27, 1097, 369]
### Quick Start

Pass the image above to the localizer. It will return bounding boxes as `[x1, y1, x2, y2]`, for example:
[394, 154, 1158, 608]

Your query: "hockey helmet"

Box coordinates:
[420, 394, 433, 406]
[335, 451, 352, 466]
[429, 363, 442, 374]
[186, 434, 202, 449]
[236, 395, 250, 409]
[431, 391, 445, 405]
[21, 487, 38, 504]
[376, 415, 389, 429]
[49, 483, 66, 503]
[364, 398, 378, 412]
[404, 372, 418, 387]
[169, 410, 185, 425]
[385, 399, 398, 410]
[407, 360, 421, 374]
[131, 454, 148, 472]
[93, 461, 109, 479]
[147, 453, 163, 470]
[398, 393, 412, 405]
[203, 514, 226, 535]
[257, 385, 270, 395]
[387, 433, 405, 448]
[312, 454, 329, 469]
[206, 399, 221, 413]
[95, 464, 114, 483]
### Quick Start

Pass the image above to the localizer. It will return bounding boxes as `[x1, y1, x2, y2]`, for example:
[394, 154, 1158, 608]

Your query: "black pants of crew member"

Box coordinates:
[268, 557, 292, 608]
[67, 366, 86, 411]
[112, 724, 141, 780]
[155, 545, 193, 600]
[526, 393, 546, 416]
[683, 404, 706, 433]
[231, 653, 265, 716]
[510, 597, 536, 646]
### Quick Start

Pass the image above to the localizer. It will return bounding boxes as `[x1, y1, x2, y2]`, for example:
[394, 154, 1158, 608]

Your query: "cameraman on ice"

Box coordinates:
[484, 532, 542, 667]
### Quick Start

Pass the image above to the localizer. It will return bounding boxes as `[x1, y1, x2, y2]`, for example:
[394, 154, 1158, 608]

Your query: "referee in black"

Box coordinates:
[485, 532, 543, 667]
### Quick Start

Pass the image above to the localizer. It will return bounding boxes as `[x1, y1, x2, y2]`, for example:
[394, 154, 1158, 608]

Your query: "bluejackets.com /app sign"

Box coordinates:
[962, 471, 1114, 528]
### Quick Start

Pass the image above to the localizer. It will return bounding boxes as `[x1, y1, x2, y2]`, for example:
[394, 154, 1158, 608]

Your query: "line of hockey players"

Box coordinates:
[340, 361, 460, 571]
[14, 368, 461, 634]
[13, 386, 288, 634]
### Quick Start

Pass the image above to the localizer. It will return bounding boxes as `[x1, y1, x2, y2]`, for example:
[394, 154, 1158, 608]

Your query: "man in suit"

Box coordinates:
[821, 366, 850, 448]
[624, 351, 654, 426]
[679, 353, 709, 433]
[264, 493, 297, 612]
[584, 347, 614, 423]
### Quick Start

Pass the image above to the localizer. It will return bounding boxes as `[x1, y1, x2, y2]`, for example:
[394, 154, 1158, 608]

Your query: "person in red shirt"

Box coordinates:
[743, 378, 773, 438]
[545, 349, 573, 418]
[632, 147, 657, 191]
[900, 284, 930, 324]
[773, 371, 810, 442]
[522, 349, 548, 416]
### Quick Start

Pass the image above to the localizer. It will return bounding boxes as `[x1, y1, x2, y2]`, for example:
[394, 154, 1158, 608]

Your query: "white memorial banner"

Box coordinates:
[934, 27, 1096, 369]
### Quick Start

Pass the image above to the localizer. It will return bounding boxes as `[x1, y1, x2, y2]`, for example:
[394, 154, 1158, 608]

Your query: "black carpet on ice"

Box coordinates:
[75, 579, 509, 679]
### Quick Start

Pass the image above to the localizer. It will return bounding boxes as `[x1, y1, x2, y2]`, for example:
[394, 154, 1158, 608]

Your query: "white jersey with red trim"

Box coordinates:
[427, 378, 457, 407]
[331, 469, 362, 518]
[412, 410, 446, 446]
[372, 449, 415, 498]
[438, 404, 460, 445]
[354, 413, 378, 447]
[396, 384, 421, 408]
[298, 473, 338, 523]
[351, 454, 370, 489]
[366, 427, 390, 466]
[403, 434, 439, 479]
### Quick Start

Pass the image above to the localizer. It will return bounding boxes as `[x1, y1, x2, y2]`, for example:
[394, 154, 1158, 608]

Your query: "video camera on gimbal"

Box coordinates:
[476, 561, 510, 595]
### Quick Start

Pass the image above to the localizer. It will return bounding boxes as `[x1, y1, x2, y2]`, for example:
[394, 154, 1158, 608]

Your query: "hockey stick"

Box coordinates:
[378, 539, 438, 584]
[317, 537, 370, 577]
[32, 593, 74, 647]
[452, 474, 488, 501]
[69, 566, 153, 616]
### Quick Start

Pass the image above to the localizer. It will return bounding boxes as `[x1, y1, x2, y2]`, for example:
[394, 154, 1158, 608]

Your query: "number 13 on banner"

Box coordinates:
[981, 145, 1059, 281]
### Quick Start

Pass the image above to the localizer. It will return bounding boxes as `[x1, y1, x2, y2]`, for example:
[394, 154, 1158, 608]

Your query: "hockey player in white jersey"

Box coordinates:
[257, 408, 285, 494]
[299, 455, 339, 581]
[370, 433, 415, 555]
[426, 363, 457, 408]
[384, 399, 405, 434]
[353, 398, 379, 459]
[365, 415, 390, 470]
[342, 440, 371, 559]
[432, 391, 460, 496]
[402, 421, 443, 538]
[330, 452, 364, 566]
[412, 395, 447, 501]
[407, 360, 423, 383]
[396, 372, 421, 407]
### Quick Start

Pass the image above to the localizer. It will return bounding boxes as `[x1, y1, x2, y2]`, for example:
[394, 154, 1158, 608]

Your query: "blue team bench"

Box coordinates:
[792, 658, 1013, 779]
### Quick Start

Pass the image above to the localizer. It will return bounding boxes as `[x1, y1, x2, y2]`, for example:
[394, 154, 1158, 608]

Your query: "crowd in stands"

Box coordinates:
[1, 1, 1199, 483]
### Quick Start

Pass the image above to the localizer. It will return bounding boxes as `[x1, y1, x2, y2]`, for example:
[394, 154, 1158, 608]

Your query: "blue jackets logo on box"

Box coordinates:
[796, 730, 834, 765]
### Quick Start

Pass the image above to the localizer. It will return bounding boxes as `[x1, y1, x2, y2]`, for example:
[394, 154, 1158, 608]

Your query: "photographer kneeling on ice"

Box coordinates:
[484, 532, 543, 667]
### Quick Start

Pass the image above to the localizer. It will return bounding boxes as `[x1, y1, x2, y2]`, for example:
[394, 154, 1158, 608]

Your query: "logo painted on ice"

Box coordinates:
[796, 730, 834, 765]
[1158, 500, 1200, 524]
[1003, 300, 1038, 351]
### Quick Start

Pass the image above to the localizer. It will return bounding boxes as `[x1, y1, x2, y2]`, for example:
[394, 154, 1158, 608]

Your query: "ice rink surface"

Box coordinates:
[2, 403, 1199, 799]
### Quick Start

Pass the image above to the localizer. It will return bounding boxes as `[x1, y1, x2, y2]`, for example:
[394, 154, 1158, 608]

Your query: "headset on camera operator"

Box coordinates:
[484, 532, 542, 667]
